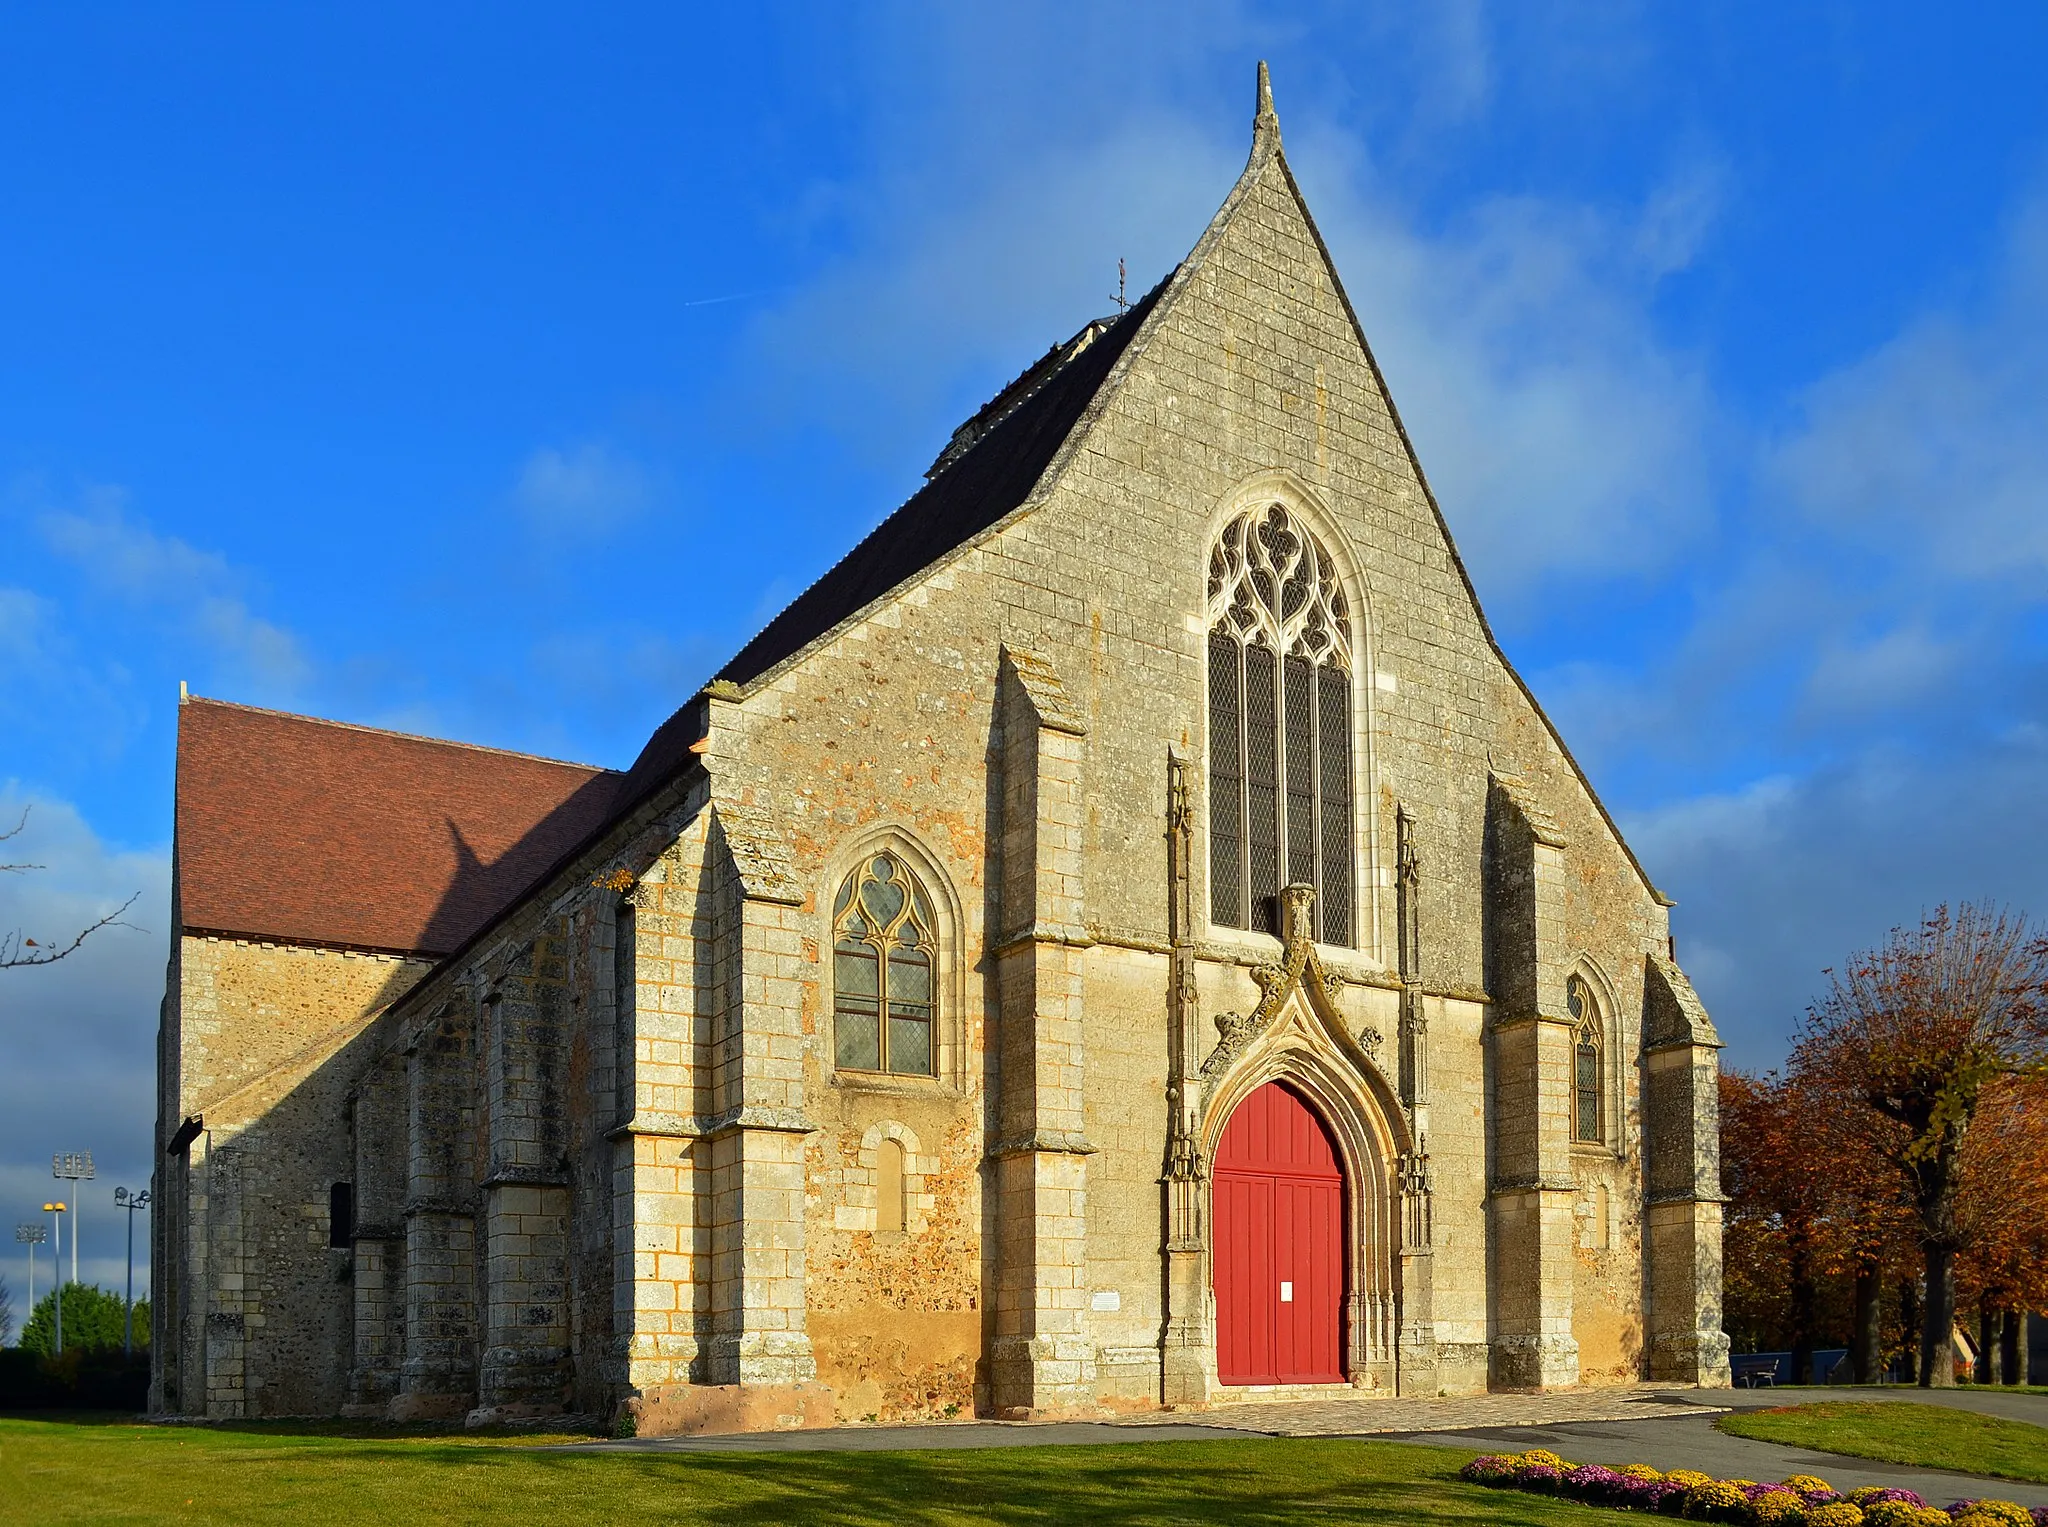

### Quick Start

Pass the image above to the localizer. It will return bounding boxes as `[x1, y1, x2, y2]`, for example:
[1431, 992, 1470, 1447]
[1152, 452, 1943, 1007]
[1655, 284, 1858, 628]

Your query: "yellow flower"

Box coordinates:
[1807, 1505, 1867, 1527]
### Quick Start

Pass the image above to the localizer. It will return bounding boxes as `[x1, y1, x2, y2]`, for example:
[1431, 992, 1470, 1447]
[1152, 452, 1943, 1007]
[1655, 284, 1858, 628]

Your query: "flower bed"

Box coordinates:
[1456, 1451, 2046, 1526]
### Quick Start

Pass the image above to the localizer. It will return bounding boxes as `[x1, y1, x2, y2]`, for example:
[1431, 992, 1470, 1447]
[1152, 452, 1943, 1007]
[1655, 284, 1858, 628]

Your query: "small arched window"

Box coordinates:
[1568, 976, 1602, 1144]
[1207, 503, 1354, 944]
[833, 852, 938, 1076]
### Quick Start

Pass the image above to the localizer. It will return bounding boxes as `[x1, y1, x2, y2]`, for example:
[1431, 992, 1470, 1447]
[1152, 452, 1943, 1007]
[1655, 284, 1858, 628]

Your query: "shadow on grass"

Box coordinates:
[251, 1438, 1608, 1526]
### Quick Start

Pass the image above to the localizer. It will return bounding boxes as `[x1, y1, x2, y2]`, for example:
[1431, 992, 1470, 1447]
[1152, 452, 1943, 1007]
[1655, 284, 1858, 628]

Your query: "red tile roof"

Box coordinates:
[176, 697, 622, 956]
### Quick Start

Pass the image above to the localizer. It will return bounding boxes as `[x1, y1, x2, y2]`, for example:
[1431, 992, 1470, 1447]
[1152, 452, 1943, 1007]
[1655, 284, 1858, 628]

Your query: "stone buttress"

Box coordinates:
[989, 646, 1098, 1416]
[1484, 773, 1580, 1389]
[1643, 954, 1732, 1385]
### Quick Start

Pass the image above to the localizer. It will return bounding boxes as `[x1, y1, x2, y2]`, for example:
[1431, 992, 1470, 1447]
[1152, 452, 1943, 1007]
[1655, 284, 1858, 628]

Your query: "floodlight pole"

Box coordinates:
[13, 1224, 46, 1336]
[42, 1202, 67, 1355]
[53, 1151, 94, 1289]
[114, 1187, 150, 1357]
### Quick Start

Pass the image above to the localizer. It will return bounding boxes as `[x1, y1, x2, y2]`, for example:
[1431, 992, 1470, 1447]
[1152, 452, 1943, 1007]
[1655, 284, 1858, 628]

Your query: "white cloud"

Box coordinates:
[0, 789, 167, 1300]
[738, 115, 1242, 469]
[734, 83, 1719, 603]
[36, 490, 311, 695]
[512, 442, 654, 533]
[1800, 620, 1961, 722]
[0, 589, 56, 671]
[1625, 725, 2048, 1071]
[1297, 145, 1720, 596]
[1771, 188, 2048, 580]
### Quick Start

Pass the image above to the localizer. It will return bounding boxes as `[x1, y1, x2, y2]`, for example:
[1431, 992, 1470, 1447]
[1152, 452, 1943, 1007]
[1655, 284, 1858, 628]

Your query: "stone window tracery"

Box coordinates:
[832, 851, 938, 1076]
[1569, 975, 1603, 1144]
[1206, 502, 1354, 944]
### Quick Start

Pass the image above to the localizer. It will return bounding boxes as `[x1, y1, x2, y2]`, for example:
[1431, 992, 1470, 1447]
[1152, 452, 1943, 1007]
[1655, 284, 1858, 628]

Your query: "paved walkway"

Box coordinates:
[567, 1383, 2048, 1507]
[1117, 1383, 1726, 1437]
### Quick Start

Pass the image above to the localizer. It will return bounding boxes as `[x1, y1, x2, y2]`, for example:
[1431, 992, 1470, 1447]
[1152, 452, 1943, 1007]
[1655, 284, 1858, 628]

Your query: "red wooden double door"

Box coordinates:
[1214, 1081, 1347, 1385]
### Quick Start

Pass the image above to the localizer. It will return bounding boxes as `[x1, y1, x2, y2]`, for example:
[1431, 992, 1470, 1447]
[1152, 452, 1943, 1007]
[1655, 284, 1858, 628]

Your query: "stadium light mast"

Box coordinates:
[41, 1202, 67, 1355]
[14, 1223, 47, 1334]
[114, 1186, 151, 1356]
[53, 1151, 94, 1287]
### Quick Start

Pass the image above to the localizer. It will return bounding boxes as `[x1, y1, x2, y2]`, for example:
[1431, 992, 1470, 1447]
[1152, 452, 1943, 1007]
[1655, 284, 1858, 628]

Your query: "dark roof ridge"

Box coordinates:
[924, 315, 1120, 481]
[705, 275, 1166, 693]
[179, 693, 620, 776]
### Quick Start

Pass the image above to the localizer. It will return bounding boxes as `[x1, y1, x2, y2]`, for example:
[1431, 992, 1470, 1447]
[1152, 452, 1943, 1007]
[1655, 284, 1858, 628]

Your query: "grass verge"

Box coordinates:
[1716, 1401, 2048, 1484]
[0, 1416, 1623, 1526]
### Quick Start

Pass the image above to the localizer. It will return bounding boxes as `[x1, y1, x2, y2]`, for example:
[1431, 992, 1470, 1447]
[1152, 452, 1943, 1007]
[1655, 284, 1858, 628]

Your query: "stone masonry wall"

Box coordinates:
[161, 936, 426, 1417]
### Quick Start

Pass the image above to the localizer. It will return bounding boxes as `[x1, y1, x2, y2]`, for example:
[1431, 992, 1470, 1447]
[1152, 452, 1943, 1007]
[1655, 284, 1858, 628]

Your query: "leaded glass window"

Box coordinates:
[832, 852, 938, 1077]
[1206, 503, 1354, 944]
[1568, 976, 1602, 1144]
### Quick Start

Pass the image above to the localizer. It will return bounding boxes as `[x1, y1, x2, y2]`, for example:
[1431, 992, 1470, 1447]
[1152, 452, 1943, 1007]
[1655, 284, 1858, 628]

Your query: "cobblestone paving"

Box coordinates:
[1115, 1386, 1731, 1437]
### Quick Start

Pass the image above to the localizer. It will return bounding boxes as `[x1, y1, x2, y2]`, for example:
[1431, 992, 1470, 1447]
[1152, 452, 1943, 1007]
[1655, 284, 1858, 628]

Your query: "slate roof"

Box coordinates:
[711, 279, 1164, 690]
[176, 293, 1161, 958]
[607, 281, 1163, 817]
[176, 697, 622, 956]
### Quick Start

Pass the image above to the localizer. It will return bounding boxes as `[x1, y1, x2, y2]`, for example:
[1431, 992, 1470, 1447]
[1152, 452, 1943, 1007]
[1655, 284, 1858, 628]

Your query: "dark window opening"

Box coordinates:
[328, 1182, 355, 1248]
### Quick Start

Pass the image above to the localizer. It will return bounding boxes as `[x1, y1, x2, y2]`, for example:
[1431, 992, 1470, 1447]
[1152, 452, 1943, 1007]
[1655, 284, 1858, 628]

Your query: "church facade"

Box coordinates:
[154, 68, 1730, 1432]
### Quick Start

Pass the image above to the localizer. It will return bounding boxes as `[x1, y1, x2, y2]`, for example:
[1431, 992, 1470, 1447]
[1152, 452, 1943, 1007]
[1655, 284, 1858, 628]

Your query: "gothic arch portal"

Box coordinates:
[1192, 884, 1420, 1391]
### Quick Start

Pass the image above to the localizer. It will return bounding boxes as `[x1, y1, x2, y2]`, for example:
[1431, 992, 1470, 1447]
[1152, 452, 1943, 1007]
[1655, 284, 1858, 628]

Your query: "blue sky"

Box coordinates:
[5, 3, 2048, 1301]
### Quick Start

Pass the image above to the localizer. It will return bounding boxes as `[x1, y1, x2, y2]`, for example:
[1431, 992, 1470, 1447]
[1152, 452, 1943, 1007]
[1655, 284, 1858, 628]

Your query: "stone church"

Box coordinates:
[154, 67, 1730, 1432]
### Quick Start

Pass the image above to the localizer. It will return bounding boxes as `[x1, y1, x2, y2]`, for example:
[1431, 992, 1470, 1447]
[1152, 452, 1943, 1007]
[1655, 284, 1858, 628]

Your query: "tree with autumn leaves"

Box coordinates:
[1723, 903, 2048, 1387]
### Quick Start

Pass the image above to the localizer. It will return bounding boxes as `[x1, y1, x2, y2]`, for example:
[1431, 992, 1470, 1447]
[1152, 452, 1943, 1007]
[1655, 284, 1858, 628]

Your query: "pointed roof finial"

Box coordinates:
[1254, 59, 1280, 148]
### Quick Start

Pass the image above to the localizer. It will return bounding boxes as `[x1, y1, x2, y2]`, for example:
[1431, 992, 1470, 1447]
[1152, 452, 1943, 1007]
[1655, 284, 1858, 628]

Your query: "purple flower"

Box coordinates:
[1853, 1488, 1929, 1508]
[1518, 1463, 1563, 1493]
[1458, 1455, 1520, 1485]
[2031, 1508, 2048, 1527]
[1804, 1489, 1844, 1505]
[1562, 1464, 1626, 1504]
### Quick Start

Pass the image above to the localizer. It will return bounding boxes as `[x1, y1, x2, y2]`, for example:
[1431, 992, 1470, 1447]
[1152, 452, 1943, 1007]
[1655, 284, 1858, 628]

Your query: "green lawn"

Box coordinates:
[1716, 1402, 2048, 1485]
[0, 1416, 1608, 1526]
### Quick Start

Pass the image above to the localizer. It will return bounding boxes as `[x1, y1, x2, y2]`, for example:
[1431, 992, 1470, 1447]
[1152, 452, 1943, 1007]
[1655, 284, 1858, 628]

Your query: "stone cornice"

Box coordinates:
[986, 1129, 1099, 1159]
[605, 1105, 820, 1142]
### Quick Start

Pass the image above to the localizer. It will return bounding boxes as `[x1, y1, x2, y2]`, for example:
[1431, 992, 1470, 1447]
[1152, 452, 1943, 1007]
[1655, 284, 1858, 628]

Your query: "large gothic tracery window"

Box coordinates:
[1206, 503, 1355, 945]
[832, 852, 938, 1076]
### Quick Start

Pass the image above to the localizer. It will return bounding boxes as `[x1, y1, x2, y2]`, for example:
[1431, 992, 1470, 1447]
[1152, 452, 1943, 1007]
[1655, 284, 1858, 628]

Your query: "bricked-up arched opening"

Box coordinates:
[1213, 1081, 1346, 1384]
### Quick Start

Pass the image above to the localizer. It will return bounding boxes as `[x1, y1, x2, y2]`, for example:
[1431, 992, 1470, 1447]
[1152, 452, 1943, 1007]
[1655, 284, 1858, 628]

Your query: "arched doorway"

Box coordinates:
[1214, 1080, 1346, 1384]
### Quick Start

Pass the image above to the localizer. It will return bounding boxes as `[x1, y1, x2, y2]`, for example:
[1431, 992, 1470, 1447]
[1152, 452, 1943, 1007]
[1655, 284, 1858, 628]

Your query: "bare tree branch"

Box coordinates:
[1, 806, 40, 873]
[0, 806, 145, 969]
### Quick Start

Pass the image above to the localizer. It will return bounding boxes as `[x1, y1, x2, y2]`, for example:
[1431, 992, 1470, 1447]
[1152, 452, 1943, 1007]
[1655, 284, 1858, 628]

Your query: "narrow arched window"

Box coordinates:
[833, 852, 938, 1076]
[1207, 503, 1354, 944]
[1568, 976, 1602, 1144]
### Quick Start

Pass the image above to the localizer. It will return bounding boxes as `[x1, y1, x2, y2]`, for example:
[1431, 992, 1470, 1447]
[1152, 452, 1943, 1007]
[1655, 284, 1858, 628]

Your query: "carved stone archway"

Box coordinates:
[1169, 884, 1435, 1398]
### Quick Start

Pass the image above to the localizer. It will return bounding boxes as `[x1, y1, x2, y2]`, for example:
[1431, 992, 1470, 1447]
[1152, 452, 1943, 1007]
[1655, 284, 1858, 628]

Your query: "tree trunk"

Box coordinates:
[1920, 1243, 1956, 1388]
[1976, 1304, 1996, 1384]
[1789, 1239, 1815, 1385]
[1852, 1264, 1881, 1384]
[1900, 1279, 1920, 1384]
[1999, 1310, 2022, 1386]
